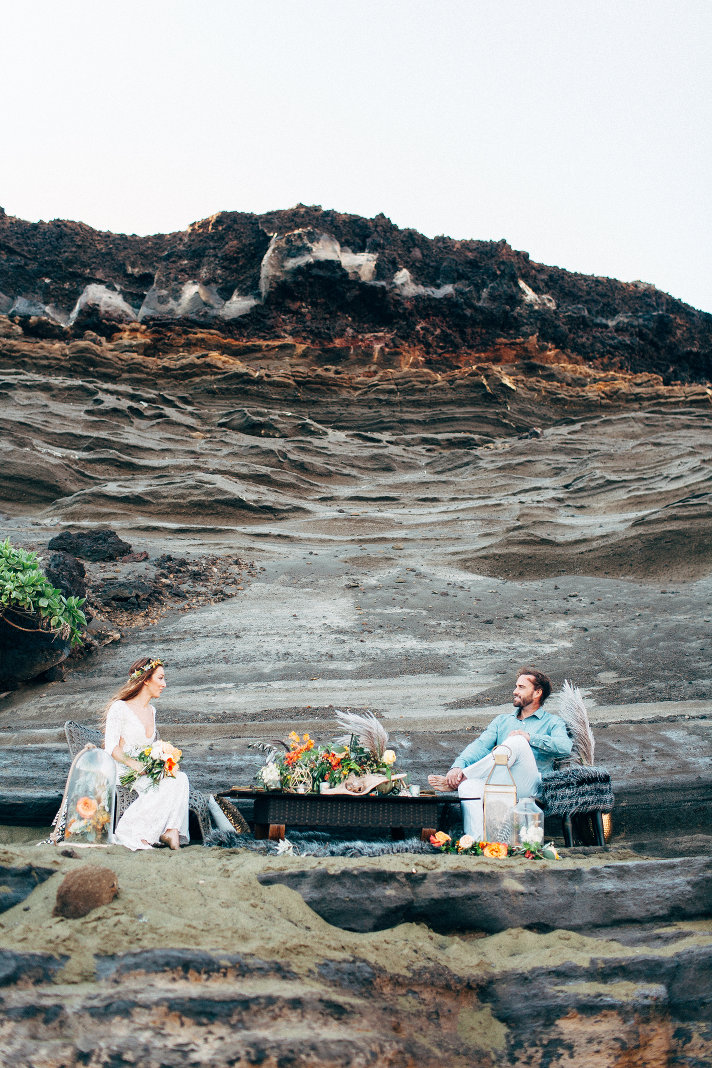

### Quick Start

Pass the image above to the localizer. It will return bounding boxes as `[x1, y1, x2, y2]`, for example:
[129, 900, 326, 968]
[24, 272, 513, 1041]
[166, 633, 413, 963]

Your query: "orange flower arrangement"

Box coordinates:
[76, 796, 98, 819]
[429, 835, 558, 860]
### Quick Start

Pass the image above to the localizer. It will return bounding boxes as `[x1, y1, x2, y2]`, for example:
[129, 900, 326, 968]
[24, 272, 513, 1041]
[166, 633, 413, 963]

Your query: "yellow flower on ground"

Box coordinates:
[382, 750, 396, 765]
[457, 834, 475, 852]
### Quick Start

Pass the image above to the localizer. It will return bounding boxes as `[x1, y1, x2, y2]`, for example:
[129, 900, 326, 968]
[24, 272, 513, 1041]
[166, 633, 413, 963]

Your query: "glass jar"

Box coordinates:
[483, 747, 517, 843]
[65, 746, 116, 845]
[513, 797, 544, 849]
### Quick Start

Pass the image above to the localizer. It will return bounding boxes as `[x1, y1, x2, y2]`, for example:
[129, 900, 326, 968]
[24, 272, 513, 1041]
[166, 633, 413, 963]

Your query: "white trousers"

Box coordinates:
[457, 737, 542, 837]
[459, 735, 542, 797]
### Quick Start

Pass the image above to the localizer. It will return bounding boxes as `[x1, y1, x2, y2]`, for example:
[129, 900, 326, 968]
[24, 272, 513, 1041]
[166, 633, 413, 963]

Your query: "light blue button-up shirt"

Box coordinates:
[452, 707, 573, 777]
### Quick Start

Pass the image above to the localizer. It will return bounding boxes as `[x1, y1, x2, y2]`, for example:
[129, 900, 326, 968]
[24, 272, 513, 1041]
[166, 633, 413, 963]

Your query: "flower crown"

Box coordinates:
[129, 658, 163, 681]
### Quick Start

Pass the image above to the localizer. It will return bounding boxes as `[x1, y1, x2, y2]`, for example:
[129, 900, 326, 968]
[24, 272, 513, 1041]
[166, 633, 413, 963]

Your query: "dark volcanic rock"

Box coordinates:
[96, 576, 163, 609]
[1, 206, 710, 382]
[47, 529, 132, 562]
[44, 550, 86, 600]
[0, 863, 55, 914]
[0, 608, 71, 690]
[258, 856, 712, 933]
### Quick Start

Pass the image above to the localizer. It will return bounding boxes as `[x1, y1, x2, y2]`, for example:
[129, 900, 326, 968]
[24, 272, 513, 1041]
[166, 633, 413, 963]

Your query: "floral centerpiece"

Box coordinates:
[120, 740, 182, 789]
[429, 831, 560, 860]
[255, 711, 405, 795]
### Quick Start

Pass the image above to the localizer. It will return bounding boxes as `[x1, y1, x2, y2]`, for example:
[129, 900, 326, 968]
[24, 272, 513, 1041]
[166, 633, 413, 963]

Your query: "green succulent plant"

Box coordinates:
[0, 538, 86, 646]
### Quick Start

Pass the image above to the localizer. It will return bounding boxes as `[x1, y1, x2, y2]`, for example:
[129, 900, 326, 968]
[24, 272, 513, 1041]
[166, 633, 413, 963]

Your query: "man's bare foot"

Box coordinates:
[159, 829, 180, 850]
[428, 775, 449, 792]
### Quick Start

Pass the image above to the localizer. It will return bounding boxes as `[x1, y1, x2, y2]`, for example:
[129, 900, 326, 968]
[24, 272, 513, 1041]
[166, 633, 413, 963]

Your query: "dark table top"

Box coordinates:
[219, 787, 459, 802]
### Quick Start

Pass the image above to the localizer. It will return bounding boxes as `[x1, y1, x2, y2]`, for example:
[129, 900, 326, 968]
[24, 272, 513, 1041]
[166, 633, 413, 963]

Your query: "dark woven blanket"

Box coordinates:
[204, 829, 436, 856]
[540, 766, 614, 817]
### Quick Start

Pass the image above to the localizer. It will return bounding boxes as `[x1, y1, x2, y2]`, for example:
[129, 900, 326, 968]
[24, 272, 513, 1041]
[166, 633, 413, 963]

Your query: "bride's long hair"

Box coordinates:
[101, 657, 163, 727]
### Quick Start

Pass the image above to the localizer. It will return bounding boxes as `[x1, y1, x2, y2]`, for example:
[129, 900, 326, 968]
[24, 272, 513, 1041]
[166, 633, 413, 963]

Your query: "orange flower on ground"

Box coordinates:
[76, 796, 98, 819]
[164, 757, 177, 776]
[483, 841, 509, 859]
[430, 831, 451, 847]
[457, 834, 475, 852]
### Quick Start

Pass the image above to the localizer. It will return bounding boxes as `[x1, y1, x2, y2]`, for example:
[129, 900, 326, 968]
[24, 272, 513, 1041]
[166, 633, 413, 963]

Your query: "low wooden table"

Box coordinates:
[219, 787, 453, 842]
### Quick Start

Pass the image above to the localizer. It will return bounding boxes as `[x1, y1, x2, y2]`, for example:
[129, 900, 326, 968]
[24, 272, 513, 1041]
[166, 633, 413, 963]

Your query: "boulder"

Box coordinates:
[44, 550, 87, 600]
[53, 865, 119, 919]
[0, 608, 71, 690]
[97, 577, 162, 609]
[47, 529, 132, 562]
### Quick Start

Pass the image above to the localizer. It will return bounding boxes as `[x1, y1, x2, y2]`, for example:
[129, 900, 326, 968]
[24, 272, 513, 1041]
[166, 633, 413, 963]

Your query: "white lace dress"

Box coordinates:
[104, 700, 189, 850]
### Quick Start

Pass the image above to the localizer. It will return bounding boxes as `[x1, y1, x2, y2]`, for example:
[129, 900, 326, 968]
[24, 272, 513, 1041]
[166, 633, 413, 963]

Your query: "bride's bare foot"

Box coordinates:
[159, 829, 180, 850]
[427, 775, 449, 792]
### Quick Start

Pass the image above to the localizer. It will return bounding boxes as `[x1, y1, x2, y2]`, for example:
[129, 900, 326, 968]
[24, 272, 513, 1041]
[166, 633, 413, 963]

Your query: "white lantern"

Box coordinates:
[512, 797, 544, 848]
[64, 746, 116, 845]
[483, 748, 517, 843]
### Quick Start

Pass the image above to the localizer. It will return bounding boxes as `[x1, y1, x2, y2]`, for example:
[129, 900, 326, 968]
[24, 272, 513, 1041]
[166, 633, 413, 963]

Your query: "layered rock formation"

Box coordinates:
[1, 204, 711, 1065]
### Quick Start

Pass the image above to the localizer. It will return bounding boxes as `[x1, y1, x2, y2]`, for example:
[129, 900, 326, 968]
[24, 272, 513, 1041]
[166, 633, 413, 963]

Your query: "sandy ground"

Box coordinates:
[3, 840, 710, 988]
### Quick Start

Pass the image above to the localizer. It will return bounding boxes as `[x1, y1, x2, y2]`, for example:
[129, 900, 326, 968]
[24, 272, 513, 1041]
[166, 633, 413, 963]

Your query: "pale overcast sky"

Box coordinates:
[3, 1, 711, 312]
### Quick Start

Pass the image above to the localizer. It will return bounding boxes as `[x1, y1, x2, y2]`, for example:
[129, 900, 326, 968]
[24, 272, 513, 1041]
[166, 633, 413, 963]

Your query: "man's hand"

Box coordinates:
[507, 729, 530, 742]
[445, 767, 465, 789]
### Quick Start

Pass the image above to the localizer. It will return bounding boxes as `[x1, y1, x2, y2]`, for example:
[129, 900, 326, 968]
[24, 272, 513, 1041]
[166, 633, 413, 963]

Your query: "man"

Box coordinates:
[428, 667, 572, 798]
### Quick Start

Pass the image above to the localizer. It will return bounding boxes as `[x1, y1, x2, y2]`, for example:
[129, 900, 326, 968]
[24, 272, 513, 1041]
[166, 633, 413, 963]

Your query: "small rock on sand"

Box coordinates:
[53, 865, 119, 919]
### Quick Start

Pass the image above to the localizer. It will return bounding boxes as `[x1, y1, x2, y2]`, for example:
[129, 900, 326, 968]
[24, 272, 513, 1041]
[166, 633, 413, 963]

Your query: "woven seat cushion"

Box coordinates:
[540, 765, 613, 817]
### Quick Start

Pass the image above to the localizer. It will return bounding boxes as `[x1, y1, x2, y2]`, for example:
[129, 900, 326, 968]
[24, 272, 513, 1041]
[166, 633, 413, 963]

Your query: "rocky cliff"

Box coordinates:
[1, 205, 710, 383]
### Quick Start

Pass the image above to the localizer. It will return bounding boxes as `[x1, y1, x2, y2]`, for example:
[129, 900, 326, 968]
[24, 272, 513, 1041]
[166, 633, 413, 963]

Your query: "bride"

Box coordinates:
[104, 657, 189, 850]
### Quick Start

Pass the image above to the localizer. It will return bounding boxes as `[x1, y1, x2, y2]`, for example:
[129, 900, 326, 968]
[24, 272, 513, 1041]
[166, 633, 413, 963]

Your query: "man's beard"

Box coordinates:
[513, 695, 530, 717]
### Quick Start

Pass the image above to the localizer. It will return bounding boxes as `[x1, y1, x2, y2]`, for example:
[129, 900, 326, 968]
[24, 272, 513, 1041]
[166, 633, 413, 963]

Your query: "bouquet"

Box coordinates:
[120, 740, 182, 789]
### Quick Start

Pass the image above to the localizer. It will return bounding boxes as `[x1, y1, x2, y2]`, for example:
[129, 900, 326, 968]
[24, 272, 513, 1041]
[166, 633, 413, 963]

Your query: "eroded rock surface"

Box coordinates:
[258, 856, 712, 933]
[0, 940, 708, 1066]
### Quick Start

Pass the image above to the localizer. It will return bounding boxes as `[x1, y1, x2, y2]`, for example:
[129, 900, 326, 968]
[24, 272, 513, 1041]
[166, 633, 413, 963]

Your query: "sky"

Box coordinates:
[3, 1, 711, 312]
